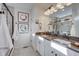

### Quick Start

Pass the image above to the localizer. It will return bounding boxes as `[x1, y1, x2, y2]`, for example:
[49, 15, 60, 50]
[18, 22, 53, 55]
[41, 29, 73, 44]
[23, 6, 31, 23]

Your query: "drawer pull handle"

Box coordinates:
[55, 54, 57, 56]
[51, 51, 54, 53]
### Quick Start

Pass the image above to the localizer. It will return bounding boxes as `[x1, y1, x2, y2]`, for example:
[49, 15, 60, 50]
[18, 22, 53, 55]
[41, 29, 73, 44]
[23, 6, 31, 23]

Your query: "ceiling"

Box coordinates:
[51, 5, 72, 18]
[6, 3, 35, 10]
[6, 3, 54, 10]
[35, 3, 54, 9]
[6, 3, 72, 18]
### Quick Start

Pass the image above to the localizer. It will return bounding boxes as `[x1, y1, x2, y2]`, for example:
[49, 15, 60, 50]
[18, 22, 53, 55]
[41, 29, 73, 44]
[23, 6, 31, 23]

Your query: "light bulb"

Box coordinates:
[66, 3, 72, 6]
[56, 3, 64, 9]
[54, 9, 57, 12]
[44, 11, 50, 15]
[50, 7, 57, 12]
[50, 11, 54, 14]
[47, 9, 51, 13]
[51, 7, 55, 11]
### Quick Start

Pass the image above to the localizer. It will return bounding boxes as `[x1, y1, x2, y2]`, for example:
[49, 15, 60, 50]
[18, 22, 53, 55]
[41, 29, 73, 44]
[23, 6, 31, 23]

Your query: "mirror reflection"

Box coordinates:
[49, 4, 75, 37]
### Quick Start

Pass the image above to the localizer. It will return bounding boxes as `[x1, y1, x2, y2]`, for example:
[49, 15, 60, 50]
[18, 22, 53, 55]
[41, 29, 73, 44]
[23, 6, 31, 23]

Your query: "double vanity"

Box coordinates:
[31, 32, 79, 56]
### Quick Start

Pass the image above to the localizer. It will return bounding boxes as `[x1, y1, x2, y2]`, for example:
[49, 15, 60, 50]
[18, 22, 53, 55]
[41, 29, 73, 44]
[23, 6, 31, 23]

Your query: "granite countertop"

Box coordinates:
[36, 33, 79, 53]
[37, 34, 68, 41]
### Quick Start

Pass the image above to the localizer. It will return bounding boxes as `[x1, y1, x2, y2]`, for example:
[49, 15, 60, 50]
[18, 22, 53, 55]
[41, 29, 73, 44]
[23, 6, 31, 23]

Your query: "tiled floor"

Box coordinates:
[0, 48, 9, 56]
[11, 46, 39, 56]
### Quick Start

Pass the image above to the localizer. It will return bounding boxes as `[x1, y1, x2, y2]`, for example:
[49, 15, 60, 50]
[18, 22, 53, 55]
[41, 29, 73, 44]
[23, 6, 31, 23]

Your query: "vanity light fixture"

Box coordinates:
[46, 9, 51, 15]
[50, 7, 58, 13]
[44, 12, 48, 15]
[44, 3, 72, 16]
[64, 3, 72, 6]
[44, 8, 51, 15]
[44, 10, 50, 15]
[56, 3, 64, 9]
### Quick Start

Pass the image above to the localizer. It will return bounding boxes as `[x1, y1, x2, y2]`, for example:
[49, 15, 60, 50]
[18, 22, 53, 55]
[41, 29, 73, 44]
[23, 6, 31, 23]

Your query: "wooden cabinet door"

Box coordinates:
[39, 38, 45, 56]
[44, 39, 55, 56]
[54, 49, 65, 56]
[36, 36, 40, 52]
[67, 49, 79, 56]
[44, 39, 50, 56]
[31, 34, 36, 51]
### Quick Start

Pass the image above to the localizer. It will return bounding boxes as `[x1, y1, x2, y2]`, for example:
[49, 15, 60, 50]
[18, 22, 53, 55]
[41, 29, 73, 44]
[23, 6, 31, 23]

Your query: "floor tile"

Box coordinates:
[11, 47, 39, 56]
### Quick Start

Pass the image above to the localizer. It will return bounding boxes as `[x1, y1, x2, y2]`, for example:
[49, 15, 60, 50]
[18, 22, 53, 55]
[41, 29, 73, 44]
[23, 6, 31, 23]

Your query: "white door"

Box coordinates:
[67, 49, 79, 56]
[14, 9, 31, 48]
[14, 33, 31, 48]
[54, 49, 65, 56]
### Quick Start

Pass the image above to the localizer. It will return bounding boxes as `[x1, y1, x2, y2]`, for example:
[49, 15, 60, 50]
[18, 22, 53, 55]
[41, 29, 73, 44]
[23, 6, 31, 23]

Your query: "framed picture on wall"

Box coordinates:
[18, 23, 29, 33]
[18, 12, 29, 23]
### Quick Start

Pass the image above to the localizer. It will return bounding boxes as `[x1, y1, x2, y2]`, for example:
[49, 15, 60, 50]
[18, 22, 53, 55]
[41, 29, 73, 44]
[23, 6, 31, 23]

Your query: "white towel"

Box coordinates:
[0, 14, 13, 49]
[0, 18, 8, 48]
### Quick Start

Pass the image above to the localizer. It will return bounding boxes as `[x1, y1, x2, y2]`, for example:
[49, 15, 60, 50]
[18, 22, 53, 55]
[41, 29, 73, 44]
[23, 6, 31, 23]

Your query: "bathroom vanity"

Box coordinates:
[31, 33, 79, 56]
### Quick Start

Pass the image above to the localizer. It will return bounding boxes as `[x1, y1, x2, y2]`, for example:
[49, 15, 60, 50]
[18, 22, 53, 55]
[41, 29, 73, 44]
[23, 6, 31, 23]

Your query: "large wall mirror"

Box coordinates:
[56, 15, 73, 36]
[50, 4, 74, 37]
[50, 3, 79, 38]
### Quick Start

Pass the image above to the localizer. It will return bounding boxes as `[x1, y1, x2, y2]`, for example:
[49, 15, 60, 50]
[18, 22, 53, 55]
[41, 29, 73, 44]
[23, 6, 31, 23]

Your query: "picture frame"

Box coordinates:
[18, 12, 29, 23]
[18, 23, 29, 33]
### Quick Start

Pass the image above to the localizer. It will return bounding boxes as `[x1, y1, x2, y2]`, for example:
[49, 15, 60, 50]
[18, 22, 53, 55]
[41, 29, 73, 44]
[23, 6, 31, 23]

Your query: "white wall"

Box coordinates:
[70, 3, 79, 37]
[31, 5, 53, 34]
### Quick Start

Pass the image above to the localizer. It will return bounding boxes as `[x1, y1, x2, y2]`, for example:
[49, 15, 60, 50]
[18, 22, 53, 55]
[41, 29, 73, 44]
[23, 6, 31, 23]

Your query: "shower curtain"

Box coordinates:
[0, 14, 13, 55]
